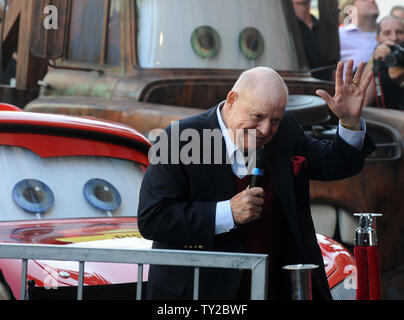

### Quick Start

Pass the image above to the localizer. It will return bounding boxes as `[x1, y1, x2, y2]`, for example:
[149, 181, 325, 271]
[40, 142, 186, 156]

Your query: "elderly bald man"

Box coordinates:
[138, 61, 375, 300]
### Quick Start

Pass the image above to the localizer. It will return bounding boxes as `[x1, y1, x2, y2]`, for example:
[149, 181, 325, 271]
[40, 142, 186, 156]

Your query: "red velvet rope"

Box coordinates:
[367, 246, 381, 300]
[354, 246, 369, 300]
[354, 246, 381, 300]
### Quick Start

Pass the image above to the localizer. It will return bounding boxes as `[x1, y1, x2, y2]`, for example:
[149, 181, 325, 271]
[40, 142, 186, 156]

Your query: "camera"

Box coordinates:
[385, 43, 404, 67]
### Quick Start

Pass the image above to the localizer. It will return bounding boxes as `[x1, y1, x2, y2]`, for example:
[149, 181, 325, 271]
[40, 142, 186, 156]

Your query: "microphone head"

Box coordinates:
[251, 148, 267, 187]
[255, 147, 267, 169]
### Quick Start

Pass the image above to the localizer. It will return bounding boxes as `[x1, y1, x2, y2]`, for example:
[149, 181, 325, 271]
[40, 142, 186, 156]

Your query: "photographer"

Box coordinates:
[363, 15, 404, 110]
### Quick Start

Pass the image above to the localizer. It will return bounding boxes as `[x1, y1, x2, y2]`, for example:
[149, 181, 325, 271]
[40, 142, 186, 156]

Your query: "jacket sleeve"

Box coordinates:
[288, 112, 376, 181]
[305, 131, 375, 181]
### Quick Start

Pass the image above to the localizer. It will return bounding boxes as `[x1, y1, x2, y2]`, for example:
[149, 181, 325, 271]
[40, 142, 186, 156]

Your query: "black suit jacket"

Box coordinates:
[137, 105, 375, 300]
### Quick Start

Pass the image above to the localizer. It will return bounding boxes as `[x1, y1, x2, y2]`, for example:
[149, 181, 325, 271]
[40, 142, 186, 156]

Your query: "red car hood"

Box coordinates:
[0, 217, 150, 246]
[0, 217, 152, 299]
[317, 234, 355, 289]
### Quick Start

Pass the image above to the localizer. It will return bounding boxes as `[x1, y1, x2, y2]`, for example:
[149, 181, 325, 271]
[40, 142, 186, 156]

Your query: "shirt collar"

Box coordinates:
[216, 101, 239, 160]
[311, 15, 319, 29]
[344, 23, 360, 32]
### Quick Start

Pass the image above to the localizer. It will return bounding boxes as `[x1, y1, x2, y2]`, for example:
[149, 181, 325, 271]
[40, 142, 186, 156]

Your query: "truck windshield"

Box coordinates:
[136, 0, 302, 71]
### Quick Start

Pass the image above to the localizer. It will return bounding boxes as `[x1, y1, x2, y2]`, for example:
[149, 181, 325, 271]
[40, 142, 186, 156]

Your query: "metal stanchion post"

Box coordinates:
[354, 213, 382, 246]
[282, 264, 318, 300]
[354, 213, 383, 300]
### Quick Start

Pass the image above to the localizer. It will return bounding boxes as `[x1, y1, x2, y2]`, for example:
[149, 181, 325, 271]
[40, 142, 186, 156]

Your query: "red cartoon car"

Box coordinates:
[0, 104, 354, 299]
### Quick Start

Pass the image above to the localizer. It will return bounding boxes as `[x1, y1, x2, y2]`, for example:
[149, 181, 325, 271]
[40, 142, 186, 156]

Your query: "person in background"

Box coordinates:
[391, 5, 404, 20]
[339, 0, 379, 73]
[292, 0, 336, 81]
[362, 15, 404, 110]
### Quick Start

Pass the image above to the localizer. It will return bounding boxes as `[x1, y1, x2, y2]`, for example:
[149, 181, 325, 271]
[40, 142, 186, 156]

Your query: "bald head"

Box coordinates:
[222, 67, 288, 150]
[232, 67, 289, 107]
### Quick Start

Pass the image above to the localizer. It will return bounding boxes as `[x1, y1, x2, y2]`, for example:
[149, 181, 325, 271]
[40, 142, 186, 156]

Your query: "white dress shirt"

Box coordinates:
[339, 23, 377, 73]
[214, 102, 367, 234]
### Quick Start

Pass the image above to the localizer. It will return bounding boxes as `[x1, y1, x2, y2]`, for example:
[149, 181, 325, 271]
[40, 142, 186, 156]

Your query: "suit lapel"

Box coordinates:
[266, 139, 303, 248]
[206, 104, 236, 197]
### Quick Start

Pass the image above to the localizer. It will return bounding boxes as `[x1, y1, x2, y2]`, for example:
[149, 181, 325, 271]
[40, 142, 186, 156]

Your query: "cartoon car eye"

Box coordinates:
[83, 178, 121, 212]
[191, 25, 221, 59]
[239, 27, 264, 60]
[12, 179, 54, 214]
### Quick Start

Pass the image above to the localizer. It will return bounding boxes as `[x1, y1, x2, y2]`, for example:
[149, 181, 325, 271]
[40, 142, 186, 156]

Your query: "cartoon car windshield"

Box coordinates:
[0, 146, 144, 221]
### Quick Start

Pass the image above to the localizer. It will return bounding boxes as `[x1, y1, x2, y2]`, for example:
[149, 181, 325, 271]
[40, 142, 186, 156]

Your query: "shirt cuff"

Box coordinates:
[338, 119, 366, 151]
[215, 200, 235, 235]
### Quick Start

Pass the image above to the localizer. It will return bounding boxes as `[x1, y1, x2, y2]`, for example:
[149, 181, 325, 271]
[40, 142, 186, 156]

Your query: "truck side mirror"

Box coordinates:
[30, 0, 69, 60]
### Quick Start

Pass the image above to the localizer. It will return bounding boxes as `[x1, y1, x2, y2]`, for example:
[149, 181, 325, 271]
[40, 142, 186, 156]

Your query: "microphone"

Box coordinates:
[250, 148, 266, 188]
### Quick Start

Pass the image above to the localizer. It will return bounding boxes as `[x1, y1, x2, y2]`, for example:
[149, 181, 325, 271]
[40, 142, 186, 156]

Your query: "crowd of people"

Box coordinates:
[293, 0, 404, 110]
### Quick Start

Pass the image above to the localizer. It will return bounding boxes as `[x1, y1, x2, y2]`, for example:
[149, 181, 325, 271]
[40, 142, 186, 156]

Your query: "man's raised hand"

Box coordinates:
[316, 60, 373, 130]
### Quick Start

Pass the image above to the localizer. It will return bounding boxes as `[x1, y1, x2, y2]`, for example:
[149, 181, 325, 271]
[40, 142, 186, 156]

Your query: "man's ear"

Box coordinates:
[227, 91, 238, 107]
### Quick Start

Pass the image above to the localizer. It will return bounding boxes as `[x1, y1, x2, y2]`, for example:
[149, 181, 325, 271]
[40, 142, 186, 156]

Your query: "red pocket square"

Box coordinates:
[291, 156, 308, 176]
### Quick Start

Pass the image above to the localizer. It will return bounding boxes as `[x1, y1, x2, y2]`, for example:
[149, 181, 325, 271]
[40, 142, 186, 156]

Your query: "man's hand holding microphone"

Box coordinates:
[230, 148, 266, 225]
